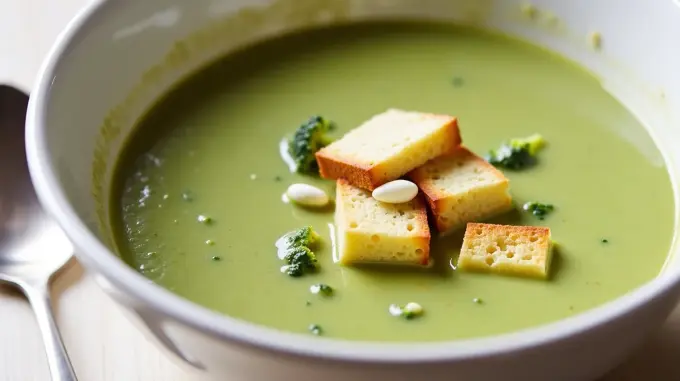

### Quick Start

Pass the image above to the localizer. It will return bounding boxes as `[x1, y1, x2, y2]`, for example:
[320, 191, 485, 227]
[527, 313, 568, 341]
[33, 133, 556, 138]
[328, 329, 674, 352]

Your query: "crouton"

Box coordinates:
[457, 223, 553, 279]
[334, 179, 430, 265]
[408, 147, 512, 234]
[316, 109, 461, 190]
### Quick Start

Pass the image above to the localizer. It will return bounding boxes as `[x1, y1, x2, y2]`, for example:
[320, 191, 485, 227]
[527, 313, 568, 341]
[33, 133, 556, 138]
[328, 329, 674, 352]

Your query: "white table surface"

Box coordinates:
[2, 2, 680, 380]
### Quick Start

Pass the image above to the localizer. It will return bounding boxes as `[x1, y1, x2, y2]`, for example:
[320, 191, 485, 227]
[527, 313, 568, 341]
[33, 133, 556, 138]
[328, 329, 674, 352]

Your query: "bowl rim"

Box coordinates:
[25, 0, 680, 364]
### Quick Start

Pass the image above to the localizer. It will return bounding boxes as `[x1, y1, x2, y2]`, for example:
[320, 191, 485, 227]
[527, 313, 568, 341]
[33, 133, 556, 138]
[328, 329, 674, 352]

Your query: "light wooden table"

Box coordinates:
[1, 2, 680, 380]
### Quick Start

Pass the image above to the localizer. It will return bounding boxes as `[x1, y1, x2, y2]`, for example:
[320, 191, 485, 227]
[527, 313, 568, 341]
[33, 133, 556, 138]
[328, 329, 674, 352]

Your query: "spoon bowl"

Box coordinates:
[0, 84, 77, 380]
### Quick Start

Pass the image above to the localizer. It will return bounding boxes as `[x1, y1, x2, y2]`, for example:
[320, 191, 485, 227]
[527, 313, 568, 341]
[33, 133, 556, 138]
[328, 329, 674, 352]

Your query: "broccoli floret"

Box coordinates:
[282, 263, 307, 277]
[523, 201, 554, 218]
[276, 226, 320, 251]
[281, 263, 301, 277]
[276, 226, 320, 277]
[284, 246, 317, 268]
[288, 116, 335, 175]
[486, 134, 546, 170]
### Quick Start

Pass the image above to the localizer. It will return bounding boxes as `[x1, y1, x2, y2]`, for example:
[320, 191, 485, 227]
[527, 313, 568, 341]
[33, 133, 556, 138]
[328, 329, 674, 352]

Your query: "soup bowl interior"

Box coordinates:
[26, 0, 680, 380]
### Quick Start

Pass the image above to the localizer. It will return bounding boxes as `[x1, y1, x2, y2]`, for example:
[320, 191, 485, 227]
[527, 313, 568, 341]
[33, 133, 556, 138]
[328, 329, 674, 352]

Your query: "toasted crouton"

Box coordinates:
[408, 147, 512, 234]
[316, 109, 461, 191]
[335, 179, 430, 265]
[458, 223, 553, 279]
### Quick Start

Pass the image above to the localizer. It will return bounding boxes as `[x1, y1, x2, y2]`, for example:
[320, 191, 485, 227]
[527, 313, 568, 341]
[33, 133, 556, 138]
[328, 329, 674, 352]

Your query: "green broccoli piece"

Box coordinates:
[288, 116, 335, 175]
[523, 201, 554, 218]
[276, 226, 320, 251]
[276, 226, 321, 277]
[284, 246, 317, 269]
[486, 134, 546, 170]
[282, 263, 302, 277]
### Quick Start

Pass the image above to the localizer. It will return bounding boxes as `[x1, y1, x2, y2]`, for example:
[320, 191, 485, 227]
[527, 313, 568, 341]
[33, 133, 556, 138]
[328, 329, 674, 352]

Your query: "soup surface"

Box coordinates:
[111, 22, 675, 342]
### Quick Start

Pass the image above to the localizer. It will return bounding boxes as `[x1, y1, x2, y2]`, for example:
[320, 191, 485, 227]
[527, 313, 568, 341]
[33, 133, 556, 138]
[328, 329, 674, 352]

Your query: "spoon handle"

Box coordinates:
[23, 281, 78, 381]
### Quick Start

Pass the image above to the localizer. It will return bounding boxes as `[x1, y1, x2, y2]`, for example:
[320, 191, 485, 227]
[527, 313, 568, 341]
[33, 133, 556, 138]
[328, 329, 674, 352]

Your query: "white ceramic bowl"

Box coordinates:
[25, 0, 680, 380]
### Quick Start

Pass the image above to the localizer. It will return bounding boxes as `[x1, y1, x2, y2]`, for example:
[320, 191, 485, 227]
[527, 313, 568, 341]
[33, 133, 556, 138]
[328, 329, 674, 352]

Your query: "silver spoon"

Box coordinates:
[0, 85, 78, 381]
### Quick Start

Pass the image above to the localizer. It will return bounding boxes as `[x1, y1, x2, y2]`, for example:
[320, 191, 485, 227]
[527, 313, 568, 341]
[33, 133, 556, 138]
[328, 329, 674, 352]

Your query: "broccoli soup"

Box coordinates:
[111, 22, 675, 342]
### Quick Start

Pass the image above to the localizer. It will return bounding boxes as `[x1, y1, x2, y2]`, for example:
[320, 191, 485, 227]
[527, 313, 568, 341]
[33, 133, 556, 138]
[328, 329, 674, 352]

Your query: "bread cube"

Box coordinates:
[457, 223, 553, 279]
[408, 147, 512, 234]
[316, 109, 461, 191]
[335, 179, 430, 265]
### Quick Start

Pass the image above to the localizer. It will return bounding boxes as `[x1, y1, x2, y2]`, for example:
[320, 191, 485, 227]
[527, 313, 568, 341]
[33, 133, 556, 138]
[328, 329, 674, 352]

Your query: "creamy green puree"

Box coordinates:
[111, 22, 675, 342]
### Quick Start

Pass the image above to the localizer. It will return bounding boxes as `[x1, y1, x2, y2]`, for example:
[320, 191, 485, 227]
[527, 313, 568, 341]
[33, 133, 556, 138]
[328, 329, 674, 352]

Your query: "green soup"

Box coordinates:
[111, 22, 675, 342]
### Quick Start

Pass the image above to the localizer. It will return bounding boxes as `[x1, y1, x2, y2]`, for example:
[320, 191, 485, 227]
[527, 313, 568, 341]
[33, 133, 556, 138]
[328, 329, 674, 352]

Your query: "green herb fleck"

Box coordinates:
[197, 215, 213, 224]
[288, 116, 335, 175]
[305, 301, 312, 306]
[211, 255, 222, 261]
[389, 302, 424, 320]
[205, 239, 215, 246]
[486, 134, 546, 170]
[308, 324, 322, 335]
[274, 176, 283, 182]
[473, 298, 483, 304]
[310, 284, 334, 296]
[601, 238, 609, 243]
[451, 76, 464, 87]
[522, 201, 554, 218]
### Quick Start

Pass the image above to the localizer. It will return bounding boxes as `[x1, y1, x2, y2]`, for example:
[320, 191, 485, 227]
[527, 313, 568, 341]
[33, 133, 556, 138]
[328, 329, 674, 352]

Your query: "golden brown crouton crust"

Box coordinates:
[408, 146, 510, 232]
[458, 222, 553, 279]
[316, 117, 461, 191]
[463, 222, 550, 246]
[317, 156, 374, 190]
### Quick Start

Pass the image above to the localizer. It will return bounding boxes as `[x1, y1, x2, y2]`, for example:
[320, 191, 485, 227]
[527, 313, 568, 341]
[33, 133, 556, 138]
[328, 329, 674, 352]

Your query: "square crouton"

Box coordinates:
[316, 109, 461, 191]
[335, 179, 430, 265]
[408, 147, 512, 234]
[457, 223, 553, 279]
